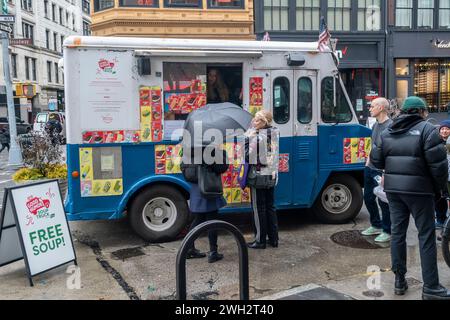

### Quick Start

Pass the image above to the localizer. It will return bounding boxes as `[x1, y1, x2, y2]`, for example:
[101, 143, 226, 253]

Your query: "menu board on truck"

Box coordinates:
[79, 50, 139, 132]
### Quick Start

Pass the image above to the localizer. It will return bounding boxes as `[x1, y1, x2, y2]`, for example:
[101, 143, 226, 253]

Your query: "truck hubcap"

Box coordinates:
[142, 197, 177, 231]
[322, 184, 352, 214]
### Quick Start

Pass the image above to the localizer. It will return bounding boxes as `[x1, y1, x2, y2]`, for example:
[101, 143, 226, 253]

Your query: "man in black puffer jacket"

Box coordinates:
[371, 96, 450, 300]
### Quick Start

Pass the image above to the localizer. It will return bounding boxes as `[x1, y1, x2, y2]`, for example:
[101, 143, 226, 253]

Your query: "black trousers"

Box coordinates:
[251, 187, 278, 244]
[189, 211, 219, 252]
[386, 193, 439, 287]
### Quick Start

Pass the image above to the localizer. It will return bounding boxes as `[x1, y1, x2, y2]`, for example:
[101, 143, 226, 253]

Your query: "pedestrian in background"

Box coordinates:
[0, 127, 10, 154]
[371, 96, 450, 300]
[245, 110, 279, 249]
[435, 120, 450, 229]
[361, 98, 392, 243]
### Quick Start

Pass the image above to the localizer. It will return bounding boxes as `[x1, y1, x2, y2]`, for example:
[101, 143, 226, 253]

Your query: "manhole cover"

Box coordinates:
[111, 247, 145, 260]
[330, 230, 388, 249]
[362, 290, 384, 298]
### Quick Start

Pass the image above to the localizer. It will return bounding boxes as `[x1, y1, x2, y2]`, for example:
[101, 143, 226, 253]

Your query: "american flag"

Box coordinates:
[318, 16, 331, 52]
[262, 32, 271, 41]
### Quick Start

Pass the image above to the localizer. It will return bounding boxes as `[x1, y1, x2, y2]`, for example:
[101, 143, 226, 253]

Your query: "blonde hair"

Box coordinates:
[254, 110, 273, 126]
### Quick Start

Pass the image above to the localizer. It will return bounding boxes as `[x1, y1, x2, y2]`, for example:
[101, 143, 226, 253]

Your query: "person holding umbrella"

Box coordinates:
[181, 102, 253, 262]
[245, 110, 280, 249]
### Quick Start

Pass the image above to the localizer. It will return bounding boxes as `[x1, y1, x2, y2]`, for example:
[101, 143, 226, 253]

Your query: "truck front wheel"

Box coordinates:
[312, 174, 363, 224]
[129, 185, 189, 242]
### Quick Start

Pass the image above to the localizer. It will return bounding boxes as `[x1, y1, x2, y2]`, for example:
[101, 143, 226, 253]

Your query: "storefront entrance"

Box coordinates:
[341, 68, 383, 124]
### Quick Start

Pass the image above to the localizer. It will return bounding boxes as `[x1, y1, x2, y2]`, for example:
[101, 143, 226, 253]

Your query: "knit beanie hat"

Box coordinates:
[440, 120, 450, 130]
[401, 96, 427, 111]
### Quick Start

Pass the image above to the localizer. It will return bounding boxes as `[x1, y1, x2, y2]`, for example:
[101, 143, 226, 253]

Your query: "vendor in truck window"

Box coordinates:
[207, 68, 229, 104]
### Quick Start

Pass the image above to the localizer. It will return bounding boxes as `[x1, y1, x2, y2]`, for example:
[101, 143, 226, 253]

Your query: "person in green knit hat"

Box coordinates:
[371, 96, 450, 299]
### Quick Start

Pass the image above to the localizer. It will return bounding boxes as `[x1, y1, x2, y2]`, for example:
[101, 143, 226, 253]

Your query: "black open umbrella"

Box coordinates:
[182, 102, 253, 148]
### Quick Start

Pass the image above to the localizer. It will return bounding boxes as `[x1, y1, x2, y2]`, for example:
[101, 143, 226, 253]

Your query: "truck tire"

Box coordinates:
[312, 174, 363, 224]
[129, 185, 189, 242]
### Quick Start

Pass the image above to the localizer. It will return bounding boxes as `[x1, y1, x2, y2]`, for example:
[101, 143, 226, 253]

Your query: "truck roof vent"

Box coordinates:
[287, 52, 306, 66]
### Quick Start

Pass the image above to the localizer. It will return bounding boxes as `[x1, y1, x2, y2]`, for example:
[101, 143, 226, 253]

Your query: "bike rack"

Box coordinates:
[176, 220, 249, 300]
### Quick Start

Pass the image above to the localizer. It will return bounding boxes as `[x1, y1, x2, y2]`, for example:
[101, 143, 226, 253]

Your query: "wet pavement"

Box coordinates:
[0, 143, 449, 300]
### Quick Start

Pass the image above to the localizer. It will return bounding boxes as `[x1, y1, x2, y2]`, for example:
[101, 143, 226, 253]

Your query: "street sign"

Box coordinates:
[0, 15, 14, 23]
[10, 38, 32, 46]
[0, 23, 11, 33]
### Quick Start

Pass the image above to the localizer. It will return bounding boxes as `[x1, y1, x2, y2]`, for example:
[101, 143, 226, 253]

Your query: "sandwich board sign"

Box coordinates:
[0, 180, 77, 286]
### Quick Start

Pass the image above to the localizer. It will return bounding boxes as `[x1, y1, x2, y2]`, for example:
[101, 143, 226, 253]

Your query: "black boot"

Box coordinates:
[422, 284, 450, 300]
[394, 274, 408, 295]
[208, 251, 223, 263]
[268, 239, 278, 248]
[186, 248, 206, 259]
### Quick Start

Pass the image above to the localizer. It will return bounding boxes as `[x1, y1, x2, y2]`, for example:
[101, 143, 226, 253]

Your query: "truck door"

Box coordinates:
[271, 70, 294, 206]
[292, 70, 318, 205]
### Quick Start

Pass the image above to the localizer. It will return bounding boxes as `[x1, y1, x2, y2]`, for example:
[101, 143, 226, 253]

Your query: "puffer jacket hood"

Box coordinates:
[388, 114, 424, 135]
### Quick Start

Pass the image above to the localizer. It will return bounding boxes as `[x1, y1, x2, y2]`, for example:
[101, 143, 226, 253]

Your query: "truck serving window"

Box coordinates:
[298, 77, 312, 124]
[163, 62, 207, 121]
[321, 77, 352, 123]
[273, 77, 290, 124]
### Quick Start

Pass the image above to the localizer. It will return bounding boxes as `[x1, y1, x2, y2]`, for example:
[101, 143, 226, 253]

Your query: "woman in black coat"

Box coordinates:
[181, 146, 229, 263]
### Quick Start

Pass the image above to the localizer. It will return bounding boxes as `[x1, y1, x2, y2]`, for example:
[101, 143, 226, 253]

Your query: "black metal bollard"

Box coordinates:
[176, 220, 249, 300]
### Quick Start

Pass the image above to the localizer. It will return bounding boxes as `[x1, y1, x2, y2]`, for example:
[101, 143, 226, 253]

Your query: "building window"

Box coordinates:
[208, 0, 243, 8]
[273, 77, 290, 124]
[82, 0, 90, 13]
[298, 77, 313, 124]
[61, 35, 64, 52]
[47, 61, 52, 83]
[396, 59, 410, 75]
[52, 3, 56, 21]
[11, 54, 17, 79]
[31, 58, 36, 81]
[25, 57, 30, 80]
[73, 15, 76, 31]
[83, 20, 91, 35]
[66, 11, 70, 27]
[396, 0, 413, 27]
[296, 0, 320, 31]
[45, 29, 50, 49]
[119, 0, 158, 6]
[357, 0, 381, 31]
[22, 22, 34, 44]
[44, 0, 48, 18]
[418, 0, 434, 28]
[53, 32, 57, 51]
[414, 59, 450, 112]
[55, 62, 59, 84]
[25, 57, 36, 81]
[327, 0, 351, 31]
[59, 7, 63, 25]
[264, 0, 289, 31]
[21, 0, 32, 12]
[94, 0, 114, 11]
[440, 0, 450, 28]
[164, 0, 202, 7]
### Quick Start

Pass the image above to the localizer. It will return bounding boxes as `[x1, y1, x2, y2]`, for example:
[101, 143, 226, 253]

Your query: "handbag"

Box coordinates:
[198, 164, 223, 198]
[247, 165, 276, 189]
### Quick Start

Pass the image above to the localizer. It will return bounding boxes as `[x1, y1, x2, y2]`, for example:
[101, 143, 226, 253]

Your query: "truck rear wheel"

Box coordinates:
[312, 174, 363, 224]
[129, 185, 189, 242]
